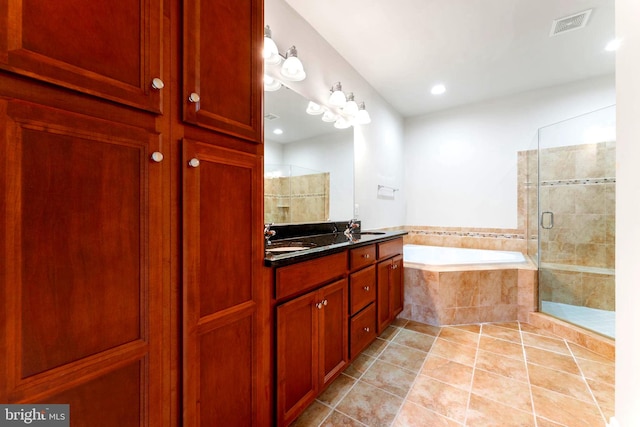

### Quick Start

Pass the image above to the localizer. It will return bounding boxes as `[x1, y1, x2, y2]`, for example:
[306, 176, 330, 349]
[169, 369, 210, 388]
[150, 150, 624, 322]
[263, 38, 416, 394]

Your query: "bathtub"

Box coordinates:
[401, 244, 535, 326]
[403, 244, 526, 267]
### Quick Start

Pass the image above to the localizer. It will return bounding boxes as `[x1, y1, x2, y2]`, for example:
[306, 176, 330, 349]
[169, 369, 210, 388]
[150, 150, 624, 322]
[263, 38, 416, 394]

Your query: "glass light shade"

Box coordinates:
[306, 101, 324, 115]
[328, 83, 346, 107]
[334, 116, 351, 129]
[321, 110, 337, 122]
[280, 46, 306, 81]
[343, 94, 359, 117]
[264, 74, 282, 91]
[355, 109, 371, 125]
[263, 26, 281, 65]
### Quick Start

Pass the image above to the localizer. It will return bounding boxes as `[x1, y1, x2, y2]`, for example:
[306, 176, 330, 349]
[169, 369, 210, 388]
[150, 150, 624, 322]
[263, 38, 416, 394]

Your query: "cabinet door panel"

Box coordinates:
[0, 100, 164, 426]
[0, 0, 163, 112]
[318, 279, 348, 388]
[390, 256, 404, 318]
[377, 258, 393, 333]
[276, 291, 318, 426]
[182, 0, 262, 142]
[182, 138, 265, 426]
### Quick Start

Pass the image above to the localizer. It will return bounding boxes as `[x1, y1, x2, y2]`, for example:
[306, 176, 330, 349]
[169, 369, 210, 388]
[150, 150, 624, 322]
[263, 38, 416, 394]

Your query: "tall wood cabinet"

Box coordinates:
[0, 0, 267, 425]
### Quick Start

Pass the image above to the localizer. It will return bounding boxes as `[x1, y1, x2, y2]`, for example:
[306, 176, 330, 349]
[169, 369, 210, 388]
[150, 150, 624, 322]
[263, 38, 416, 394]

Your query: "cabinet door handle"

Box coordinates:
[151, 77, 165, 90]
[363, 254, 370, 259]
[150, 151, 164, 163]
[188, 158, 200, 168]
[316, 302, 323, 310]
[188, 92, 200, 103]
[363, 286, 370, 291]
[322, 299, 328, 306]
[364, 327, 370, 332]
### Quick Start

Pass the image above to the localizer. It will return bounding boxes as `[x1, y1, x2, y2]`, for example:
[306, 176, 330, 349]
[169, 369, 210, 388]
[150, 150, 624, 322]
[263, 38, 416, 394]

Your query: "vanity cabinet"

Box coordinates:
[377, 239, 404, 333]
[275, 253, 348, 427]
[1, 0, 267, 426]
[348, 245, 377, 358]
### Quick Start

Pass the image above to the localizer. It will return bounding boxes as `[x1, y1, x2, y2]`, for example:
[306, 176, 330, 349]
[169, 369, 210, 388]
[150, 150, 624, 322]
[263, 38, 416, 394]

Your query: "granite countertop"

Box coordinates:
[264, 230, 407, 267]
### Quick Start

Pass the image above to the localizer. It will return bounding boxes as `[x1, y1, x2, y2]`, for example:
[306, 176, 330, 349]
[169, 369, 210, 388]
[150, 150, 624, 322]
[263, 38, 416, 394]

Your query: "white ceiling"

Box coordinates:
[283, 0, 616, 118]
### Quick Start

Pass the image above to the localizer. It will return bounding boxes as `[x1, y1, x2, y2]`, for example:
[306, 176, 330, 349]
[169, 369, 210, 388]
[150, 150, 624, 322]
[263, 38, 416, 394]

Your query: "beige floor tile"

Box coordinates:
[404, 320, 441, 337]
[317, 374, 357, 407]
[420, 355, 474, 391]
[378, 342, 429, 372]
[438, 326, 481, 348]
[343, 352, 375, 379]
[466, 393, 535, 426]
[336, 382, 404, 427]
[524, 346, 581, 375]
[568, 341, 615, 364]
[478, 335, 524, 360]
[471, 369, 532, 412]
[392, 401, 462, 427]
[362, 338, 390, 358]
[527, 363, 593, 402]
[481, 323, 523, 343]
[406, 376, 470, 423]
[475, 350, 529, 382]
[575, 357, 615, 384]
[535, 416, 566, 426]
[360, 359, 417, 398]
[392, 328, 437, 352]
[522, 331, 570, 354]
[531, 385, 607, 427]
[290, 401, 331, 427]
[320, 411, 366, 426]
[379, 325, 401, 341]
[451, 324, 482, 334]
[430, 338, 477, 367]
[587, 378, 615, 421]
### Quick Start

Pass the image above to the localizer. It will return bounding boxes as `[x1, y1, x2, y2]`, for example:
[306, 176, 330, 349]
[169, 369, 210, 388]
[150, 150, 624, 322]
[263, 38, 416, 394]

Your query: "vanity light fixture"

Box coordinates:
[334, 116, 352, 129]
[321, 110, 337, 123]
[328, 82, 347, 107]
[342, 92, 359, 117]
[264, 74, 282, 92]
[263, 25, 281, 65]
[306, 101, 324, 115]
[280, 46, 306, 81]
[355, 102, 371, 125]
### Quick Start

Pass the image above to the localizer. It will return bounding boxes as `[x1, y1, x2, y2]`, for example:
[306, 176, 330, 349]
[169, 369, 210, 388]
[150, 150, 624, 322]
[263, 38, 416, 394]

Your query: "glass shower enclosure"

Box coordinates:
[536, 105, 616, 339]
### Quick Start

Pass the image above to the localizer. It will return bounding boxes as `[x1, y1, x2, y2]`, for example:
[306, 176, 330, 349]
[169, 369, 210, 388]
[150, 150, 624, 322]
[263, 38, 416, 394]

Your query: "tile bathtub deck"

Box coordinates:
[291, 319, 614, 427]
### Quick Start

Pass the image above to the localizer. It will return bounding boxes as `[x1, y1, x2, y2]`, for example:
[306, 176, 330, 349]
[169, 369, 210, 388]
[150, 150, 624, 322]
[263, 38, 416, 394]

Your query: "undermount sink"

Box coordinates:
[266, 241, 317, 253]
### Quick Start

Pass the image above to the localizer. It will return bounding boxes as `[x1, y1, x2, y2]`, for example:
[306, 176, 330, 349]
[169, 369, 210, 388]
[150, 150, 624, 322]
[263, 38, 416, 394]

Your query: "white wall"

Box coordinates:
[266, 0, 406, 229]
[614, 0, 640, 425]
[404, 75, 615, 228]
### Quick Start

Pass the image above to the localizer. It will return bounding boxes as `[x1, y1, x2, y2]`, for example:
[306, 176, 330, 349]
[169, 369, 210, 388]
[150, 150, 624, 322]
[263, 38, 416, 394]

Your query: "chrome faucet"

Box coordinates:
[345, 219, 359, 234]
[264, 223, 276, 245]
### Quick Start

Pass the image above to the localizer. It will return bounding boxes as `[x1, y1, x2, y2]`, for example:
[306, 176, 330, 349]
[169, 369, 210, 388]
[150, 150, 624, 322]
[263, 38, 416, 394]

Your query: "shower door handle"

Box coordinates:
[541, 211, 554, 229]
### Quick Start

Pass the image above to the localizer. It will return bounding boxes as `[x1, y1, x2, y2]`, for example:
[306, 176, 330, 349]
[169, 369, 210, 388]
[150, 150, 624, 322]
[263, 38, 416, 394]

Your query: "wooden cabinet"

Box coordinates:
[0, 0, 164, 113]
[1, 0, 266, 426]
[376, 239, 404, 333]
[182, 0, 262, 142]
[348, 245, 377, 359]
[276, 279, 348, 426]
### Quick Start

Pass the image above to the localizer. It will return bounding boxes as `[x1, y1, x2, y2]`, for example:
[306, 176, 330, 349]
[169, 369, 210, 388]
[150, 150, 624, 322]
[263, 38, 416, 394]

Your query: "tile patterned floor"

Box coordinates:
[291, 319, 614, 427]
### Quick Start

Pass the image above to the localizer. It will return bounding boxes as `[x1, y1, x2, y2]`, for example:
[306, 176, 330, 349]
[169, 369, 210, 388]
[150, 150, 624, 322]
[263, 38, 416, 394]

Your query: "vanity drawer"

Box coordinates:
[350, 303, 376, 358]
[350, 244, 376, 271]
[349, 265, 376, 315]
[275, 251, 348, 301]
[378, 238, 403, 260]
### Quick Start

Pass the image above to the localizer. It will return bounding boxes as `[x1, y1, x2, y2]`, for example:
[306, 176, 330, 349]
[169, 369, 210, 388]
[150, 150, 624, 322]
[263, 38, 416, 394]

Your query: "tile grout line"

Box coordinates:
[461, 323, 482, 426]
[519, 321, 540, 427]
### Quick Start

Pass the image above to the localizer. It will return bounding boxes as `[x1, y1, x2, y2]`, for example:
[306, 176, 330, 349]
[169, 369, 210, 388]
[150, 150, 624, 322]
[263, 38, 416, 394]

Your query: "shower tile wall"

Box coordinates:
[538, 141, 616, 311]
[264, 172, 330, 224]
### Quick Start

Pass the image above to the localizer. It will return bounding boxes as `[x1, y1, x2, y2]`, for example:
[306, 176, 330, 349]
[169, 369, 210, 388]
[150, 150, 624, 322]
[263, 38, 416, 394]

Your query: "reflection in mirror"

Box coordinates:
[264, 86, 354, 224]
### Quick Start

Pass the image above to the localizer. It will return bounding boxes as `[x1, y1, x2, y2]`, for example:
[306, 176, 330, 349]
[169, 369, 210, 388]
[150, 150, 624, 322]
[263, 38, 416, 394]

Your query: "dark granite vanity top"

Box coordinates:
[264, 221, 407, 267]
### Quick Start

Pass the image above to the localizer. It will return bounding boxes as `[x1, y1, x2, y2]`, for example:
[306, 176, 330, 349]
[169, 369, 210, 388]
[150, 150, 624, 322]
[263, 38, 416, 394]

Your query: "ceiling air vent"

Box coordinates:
[264, 113, 280, 121]
[549, 9, 592, 37]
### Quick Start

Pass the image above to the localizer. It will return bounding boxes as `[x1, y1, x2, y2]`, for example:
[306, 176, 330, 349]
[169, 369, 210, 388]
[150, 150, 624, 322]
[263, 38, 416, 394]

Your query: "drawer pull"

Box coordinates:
[364, 327, 370, 332]
[363, 254, 370, 259]
[316, 302, 323, 310]
[323, 299, 328, 306]
[363, 286, 370, 291]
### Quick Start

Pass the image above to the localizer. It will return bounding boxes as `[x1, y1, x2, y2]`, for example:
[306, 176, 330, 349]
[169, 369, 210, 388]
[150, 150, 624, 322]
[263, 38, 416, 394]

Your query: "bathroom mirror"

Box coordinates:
[264, 85, 354, 224]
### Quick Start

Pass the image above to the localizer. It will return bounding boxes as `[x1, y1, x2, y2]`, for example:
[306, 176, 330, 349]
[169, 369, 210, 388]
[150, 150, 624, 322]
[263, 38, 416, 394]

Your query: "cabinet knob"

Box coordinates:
[151, 78, 165, 90]
[150, 151, 164, 163]
[316, 302, 323, 310]
[323, 299, 328, 306]
[363, 286, 370, 291]
[364, 327, 370, 332]
[188, 158, 200, 168]
[363, 254, 370, 259]
[188, 92, 201, 103]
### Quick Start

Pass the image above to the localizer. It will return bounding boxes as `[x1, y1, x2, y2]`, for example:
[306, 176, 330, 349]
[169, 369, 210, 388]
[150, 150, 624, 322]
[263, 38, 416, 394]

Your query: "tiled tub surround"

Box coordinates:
[402, 256, 537, 326]
[292, 319, 613, 427]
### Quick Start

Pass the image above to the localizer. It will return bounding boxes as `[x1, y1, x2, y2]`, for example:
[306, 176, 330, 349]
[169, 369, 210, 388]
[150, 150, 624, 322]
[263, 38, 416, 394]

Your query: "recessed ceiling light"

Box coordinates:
[273, 128, 283, 135]
[605, 38, 621, 51]
[431, 84, 446, 95]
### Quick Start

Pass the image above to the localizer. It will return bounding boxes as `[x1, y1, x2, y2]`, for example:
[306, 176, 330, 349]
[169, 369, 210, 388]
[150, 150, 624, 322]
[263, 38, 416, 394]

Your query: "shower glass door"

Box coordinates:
[537, 105, 616, 339]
